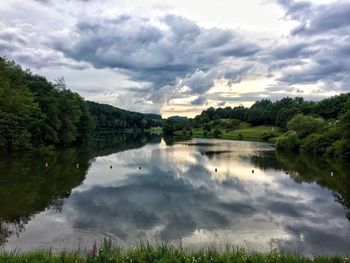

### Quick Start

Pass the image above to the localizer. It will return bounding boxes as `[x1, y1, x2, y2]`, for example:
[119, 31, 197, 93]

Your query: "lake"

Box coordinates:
[0, 133, 350, 256]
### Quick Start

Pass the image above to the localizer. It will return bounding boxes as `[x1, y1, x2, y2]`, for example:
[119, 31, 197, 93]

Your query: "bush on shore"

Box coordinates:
[276, 131, 300, 152]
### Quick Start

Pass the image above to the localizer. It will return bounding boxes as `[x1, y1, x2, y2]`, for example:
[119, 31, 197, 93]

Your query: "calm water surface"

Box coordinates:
[1, 133, 350, 256]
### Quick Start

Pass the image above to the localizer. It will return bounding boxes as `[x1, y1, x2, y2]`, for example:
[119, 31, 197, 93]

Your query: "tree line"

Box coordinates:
[2, 58, 349, 158]
[163, 94, 350, 159]
[192, 95, 350, 129]
[0, 58, 161, 151]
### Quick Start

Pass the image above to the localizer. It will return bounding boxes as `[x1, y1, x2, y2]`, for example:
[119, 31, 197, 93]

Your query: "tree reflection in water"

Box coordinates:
[0, 135, 349, 255]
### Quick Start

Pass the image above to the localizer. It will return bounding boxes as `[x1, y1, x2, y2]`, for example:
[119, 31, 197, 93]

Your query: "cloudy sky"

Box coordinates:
[0, 0, 349, 117]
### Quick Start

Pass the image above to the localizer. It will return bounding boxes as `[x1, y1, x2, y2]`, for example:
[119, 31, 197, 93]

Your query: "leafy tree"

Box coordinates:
[212, 129, 222, 138]
[162, 121, 174, 135]
[0, 57, 95, 151]
[248, 99, 273, 125]
[141, 118, 148, 131]
[275, 107, 299, 129]
[287, 114, 326, 138]
[301, 133, 334, 156]
[202, 123, 211, 132]
[313, 93, 350, 119]
[0, 61, 40, 150]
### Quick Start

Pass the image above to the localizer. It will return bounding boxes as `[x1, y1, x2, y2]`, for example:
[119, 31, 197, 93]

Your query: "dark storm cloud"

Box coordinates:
[277, 0, 312, 21]
[51, 14, 260, 100]
[35, 0, 92, 3]
[267, 201, 314, 217]
[191, 95, 207, 106]
[34, 0, 50, 3]
[270, 0, 350, 92]
[273, 224, 350, 256]
[0, 32, 26, 44]
[0, 22, 88, 70]
[216, 101, 226, 106]
[280, 0, 350, 36]
[184, 70, 215, 94]
[275, 37, 350, 90]
[214, 91, 329, 104]
[0, 28, 29, 55]
[224, 64, 253, 86]
[271, 42, 317, 60]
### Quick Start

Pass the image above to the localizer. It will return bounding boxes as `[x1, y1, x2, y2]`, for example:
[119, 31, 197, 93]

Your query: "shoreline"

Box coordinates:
[1, 242, 348, 262]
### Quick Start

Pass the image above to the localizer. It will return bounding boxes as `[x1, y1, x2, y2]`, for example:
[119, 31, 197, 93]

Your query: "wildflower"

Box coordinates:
[92, 242, 97, 257]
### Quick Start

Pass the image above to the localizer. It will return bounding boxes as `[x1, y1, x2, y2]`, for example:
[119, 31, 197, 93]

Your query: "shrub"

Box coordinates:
[287, 114, 326, 138]
[211, 129, 222, 138]
[261, 132, 275, 142]
[202, 123, 211, 132]
[162, 122, 174, 135]
[331, 139, 350, 159]
[276, 131, 300, 152]
[301, 133, 333, 155]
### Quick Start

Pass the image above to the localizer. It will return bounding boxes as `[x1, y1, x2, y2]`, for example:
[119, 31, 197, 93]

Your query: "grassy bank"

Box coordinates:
[170, 123, 282, 143]
[0, 242, 347, 263]
[192, 125, 282, 143]
[146, 127, 162, 133]
[147, 123, 283, 143]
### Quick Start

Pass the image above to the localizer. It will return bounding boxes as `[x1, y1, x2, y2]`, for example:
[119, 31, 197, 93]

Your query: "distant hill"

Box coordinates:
[166, 116, 189, 122]
[87, 101, 163, 130]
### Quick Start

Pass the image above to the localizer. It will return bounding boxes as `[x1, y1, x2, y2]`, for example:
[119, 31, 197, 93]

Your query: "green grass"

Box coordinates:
[192, 124, 282, 143]
[0, 240, 348, 263]
[146, 127, 162, 133]
[144, 122, 284, 143]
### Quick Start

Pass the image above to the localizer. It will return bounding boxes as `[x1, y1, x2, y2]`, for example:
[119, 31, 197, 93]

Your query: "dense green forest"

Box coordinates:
[0, 58, 95, 151]
[192, 95, 350, 129]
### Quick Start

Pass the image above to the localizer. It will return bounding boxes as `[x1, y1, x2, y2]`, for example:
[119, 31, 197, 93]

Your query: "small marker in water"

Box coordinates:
[139, 166, 141, 170]
[76, 164, 79, 169]
[215, 168, 217, 172]
[45, 162, 48, 168]
[252, 169, 254, 174]
[110, 165, 112, 169]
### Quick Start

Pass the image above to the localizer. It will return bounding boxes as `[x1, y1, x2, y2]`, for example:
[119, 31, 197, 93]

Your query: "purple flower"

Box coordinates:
[92, 242, 97, 257]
